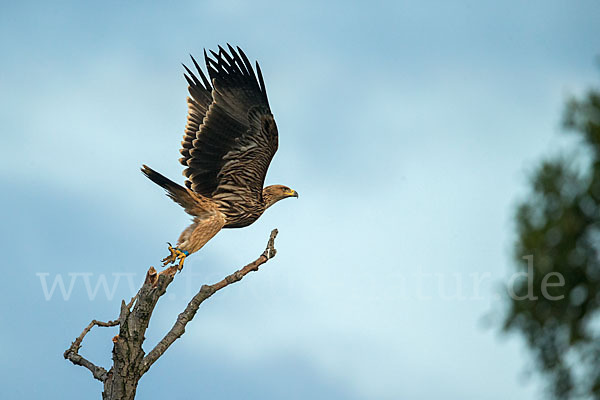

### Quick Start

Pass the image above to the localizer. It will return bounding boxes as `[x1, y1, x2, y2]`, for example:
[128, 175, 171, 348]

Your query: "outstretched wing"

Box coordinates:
[180, 45, 278, 204]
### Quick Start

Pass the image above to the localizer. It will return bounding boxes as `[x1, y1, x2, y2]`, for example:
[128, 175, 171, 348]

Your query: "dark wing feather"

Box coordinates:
[181, 45, 277, 202]
[180, 56, 213, 190]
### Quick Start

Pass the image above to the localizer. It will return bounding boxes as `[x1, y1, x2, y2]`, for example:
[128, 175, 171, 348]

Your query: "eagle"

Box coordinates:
[142, 45, 297, 270]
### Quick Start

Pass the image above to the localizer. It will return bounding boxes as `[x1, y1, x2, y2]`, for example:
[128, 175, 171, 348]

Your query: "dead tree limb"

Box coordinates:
[140, 228, 278, 374]
[64, 318, 120, 381]
[64, 229, 279, 400]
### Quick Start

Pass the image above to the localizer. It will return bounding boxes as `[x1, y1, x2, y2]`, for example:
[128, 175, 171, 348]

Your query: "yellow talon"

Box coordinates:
[172, 248, 187, 271]
[177, 254, 186, 271]
[161, 243, 178, 266]
[173, 248, 185, 257]
[162, 243, 188, 270]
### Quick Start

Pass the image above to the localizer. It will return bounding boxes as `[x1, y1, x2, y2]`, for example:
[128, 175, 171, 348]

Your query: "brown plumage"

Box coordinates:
[142, 45, 297, 270]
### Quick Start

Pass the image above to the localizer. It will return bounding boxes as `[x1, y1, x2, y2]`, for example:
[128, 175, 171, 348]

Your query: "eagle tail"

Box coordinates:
[141, 165, 198, 212]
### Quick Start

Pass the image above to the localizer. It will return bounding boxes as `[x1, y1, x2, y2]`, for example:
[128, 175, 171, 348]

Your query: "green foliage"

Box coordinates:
[505, 84, 600, 399]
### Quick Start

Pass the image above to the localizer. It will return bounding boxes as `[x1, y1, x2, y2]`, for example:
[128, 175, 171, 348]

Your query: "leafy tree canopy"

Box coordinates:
[504, 79, 600, 399]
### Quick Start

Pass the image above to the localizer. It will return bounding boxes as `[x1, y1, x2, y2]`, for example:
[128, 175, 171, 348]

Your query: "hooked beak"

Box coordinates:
[289, 189, 299, 198]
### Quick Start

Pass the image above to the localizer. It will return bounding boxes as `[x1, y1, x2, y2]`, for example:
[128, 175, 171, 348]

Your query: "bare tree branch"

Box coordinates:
[63, 318, 120, 382]
[65, 229, 279, 400]
[140, 228, 278, 374]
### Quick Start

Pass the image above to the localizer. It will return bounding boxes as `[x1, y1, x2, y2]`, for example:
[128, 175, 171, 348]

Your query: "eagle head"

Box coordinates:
[263, 185, 298, 208]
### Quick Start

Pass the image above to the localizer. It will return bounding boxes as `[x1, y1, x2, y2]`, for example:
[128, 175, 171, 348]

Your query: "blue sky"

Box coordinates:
[1, 0, 599, 398]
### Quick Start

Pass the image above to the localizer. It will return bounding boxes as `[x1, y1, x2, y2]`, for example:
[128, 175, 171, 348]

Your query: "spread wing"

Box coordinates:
[179, 45, 278, 204]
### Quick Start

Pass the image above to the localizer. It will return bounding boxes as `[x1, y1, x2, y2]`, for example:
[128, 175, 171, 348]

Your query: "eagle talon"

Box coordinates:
[173, 248, 188, 271]
[177, 254, 187, 271]
[162, 244, 188, 269]
[161, 243, 178, 266]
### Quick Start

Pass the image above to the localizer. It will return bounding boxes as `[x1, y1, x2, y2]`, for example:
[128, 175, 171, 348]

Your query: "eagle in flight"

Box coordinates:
[142, 45, 297, 270]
